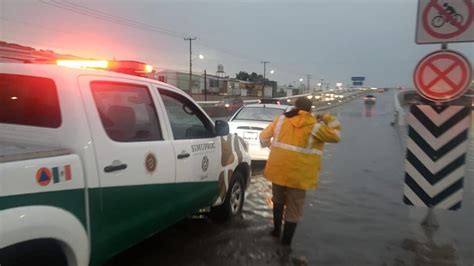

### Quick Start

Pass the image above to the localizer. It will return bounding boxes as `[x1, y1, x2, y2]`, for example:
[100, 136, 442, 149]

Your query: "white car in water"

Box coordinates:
[228, 104, 292, 160]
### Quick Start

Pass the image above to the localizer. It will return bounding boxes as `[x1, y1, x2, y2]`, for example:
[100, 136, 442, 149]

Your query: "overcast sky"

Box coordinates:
[1, 0, 473, 88]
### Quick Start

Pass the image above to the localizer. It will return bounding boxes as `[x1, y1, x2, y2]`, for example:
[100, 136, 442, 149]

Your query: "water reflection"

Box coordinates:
[398, 225, 459, 266]
[364, 103, 375, 117]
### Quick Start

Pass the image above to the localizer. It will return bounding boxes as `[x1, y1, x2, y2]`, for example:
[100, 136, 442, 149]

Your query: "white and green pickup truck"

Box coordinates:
[0, 62, 251, 265]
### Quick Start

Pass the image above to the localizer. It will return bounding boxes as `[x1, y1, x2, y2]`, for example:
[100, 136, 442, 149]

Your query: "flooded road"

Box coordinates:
[107, 91, 473, 266]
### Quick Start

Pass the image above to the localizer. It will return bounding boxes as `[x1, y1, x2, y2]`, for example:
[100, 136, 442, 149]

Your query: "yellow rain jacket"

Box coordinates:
[260, 111, 341, 190]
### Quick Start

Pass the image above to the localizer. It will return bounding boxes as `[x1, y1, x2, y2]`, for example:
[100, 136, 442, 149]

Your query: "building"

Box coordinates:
[153, 70, 202, 94]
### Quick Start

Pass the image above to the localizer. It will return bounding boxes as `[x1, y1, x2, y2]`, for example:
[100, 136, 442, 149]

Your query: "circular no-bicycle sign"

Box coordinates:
[416, 0, 474, 43]
[414, 50, 472, 102]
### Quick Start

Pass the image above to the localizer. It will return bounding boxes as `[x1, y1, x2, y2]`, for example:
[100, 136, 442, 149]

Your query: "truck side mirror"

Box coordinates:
[215, 120, 229, 136]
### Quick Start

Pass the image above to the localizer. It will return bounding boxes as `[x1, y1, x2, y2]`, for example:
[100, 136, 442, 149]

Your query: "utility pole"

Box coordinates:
[261, 61, 269, 97]
[319, 78, 324, 91]
[204, 70, 207, 101]
[306, 74, 312, 93]
[261, 61, 269, 80]
[184, 37, 197, 92]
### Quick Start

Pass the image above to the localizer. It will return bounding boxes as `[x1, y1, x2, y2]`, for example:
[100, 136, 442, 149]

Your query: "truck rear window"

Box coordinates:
[0, 74, 61, 128]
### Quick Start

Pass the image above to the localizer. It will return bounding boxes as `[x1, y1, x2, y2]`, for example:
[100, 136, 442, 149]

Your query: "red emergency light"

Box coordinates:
[56, 59, 153, 77]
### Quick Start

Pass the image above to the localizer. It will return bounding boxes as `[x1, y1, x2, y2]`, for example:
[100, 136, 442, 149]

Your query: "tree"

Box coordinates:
[236, 71, 250, 81]
[249, 72, 258, 82]
[236, 71, 267, 82]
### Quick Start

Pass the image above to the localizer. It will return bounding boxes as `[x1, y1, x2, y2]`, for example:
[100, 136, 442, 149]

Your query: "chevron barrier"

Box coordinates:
[403, 105, 471, 210]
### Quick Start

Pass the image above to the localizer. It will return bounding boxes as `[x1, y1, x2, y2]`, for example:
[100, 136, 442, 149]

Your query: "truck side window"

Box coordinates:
[158, 89, 214, 139]
[91, 81, 163, 142]
[0, 74, 61, 128]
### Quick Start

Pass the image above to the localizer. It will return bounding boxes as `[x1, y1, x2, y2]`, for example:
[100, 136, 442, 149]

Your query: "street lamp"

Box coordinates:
[198, 54, 204, 60]
[270, 69, 275, 74]
[299, 78, 304, 82]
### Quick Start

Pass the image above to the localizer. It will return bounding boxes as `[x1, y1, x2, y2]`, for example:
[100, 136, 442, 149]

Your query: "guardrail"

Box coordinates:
[392, 90, 420, 126]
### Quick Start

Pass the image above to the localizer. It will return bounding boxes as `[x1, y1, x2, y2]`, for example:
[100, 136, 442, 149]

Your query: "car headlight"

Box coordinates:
[224, 103, 230, 108]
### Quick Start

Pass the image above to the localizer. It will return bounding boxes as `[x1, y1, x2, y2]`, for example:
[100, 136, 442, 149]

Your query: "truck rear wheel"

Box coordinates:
[211, 171, 245, 221]
[0, 239, 68, 266]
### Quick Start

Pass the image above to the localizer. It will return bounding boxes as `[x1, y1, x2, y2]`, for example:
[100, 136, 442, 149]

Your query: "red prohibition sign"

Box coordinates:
[414, 50, 472, 102]
[423, 0, 473, 39]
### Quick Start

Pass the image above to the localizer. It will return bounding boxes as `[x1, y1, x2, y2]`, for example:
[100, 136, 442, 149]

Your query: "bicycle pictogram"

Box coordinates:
[431, 2, 464, 28]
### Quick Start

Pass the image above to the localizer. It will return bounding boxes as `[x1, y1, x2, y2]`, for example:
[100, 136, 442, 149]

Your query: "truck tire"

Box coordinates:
[0, 239, 68, 266]
[211, 171, 245, 221]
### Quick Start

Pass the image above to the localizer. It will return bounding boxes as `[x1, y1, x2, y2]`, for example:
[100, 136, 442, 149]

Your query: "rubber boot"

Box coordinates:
[282, 221, 297, 246]
[271, 203, 284, 237]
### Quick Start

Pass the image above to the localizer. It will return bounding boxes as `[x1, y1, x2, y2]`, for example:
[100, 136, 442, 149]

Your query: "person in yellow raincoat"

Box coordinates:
[260, 97, 341, 246]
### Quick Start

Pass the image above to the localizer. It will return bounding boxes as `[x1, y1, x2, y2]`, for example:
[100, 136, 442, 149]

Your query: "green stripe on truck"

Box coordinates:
[89, 181, 219, 265]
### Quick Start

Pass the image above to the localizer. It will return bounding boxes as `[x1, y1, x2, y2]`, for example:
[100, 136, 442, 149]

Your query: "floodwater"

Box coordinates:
[107, 91, 473, 266]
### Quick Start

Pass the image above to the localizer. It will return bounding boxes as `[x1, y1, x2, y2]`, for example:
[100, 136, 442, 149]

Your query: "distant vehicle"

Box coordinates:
[228, 104, 292, 160]
[377, 88, 384, 93]
[258, 98, 283, 105]
[364, 94, 376, 104]
[215, 97, 244, 113]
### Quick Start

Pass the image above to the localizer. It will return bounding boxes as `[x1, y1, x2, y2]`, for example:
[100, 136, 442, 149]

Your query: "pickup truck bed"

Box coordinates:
[0, 142, 70, 163]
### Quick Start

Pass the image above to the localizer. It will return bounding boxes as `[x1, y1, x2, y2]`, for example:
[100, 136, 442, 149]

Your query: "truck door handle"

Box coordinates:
[104, 163, 127, 173]
[177, 153, 190, 159]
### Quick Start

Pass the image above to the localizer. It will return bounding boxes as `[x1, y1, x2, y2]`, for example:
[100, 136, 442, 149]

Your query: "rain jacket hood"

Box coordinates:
[285, 110, 316, 128]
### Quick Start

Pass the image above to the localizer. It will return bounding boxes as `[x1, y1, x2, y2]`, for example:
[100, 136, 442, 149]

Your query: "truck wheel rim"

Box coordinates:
[230, 182, 242, 214]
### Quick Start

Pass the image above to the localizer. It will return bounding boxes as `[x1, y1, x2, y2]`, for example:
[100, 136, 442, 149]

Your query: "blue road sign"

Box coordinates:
[351, 77, 365, 81]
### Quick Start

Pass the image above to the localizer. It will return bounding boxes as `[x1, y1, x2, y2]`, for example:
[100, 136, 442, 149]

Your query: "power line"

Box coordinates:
[38, 0, 187, 38]
[35, 0, 305, 81]
[38, 1, 268, 67]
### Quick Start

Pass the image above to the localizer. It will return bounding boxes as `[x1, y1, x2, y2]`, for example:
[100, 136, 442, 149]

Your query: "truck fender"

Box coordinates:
[213, 134, 251, 206]
[0, 206, 89, 266]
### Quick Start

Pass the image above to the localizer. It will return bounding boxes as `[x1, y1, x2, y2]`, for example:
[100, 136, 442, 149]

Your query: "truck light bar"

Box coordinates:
[56, 60, 153, 76]
[56, 60, 108, 69]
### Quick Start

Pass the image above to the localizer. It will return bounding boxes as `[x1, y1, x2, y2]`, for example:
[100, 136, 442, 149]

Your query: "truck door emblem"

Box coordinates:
[202, 155, 209, 172]
[36, 167, 52, 186]
[145, 153, 157, 174]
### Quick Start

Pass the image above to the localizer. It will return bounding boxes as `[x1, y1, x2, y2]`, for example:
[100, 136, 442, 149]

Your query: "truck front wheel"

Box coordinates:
[211, 171, 245, 221]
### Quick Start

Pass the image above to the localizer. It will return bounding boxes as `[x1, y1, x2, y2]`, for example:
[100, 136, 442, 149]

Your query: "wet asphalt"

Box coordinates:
[107, 91, 473, 266]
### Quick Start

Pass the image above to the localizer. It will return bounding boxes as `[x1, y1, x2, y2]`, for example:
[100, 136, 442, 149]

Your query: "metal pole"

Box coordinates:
[421, 207, 439, 229]
[185, 37, 197, 92]
[320, 78, 324, 91]
[306, 74, 312, 93]
[261, 61, 269, 97]
[441, 43, 448, 51]
[204, 70, 207, 101]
